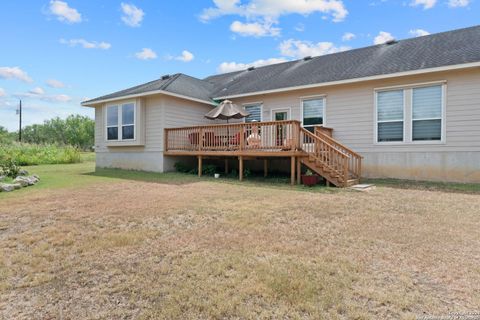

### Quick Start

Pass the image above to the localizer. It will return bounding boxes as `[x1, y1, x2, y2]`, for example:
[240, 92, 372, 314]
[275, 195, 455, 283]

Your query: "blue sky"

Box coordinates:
[0, 0, 478, 131]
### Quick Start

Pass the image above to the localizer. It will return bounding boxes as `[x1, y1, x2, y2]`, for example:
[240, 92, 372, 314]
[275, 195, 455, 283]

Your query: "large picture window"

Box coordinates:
[244, 104, 262, 122]
[302, 97, 324, 132]
[412, 85, 442, 141]
[106, 102, 135, 141]
[376, 90, 404, 142]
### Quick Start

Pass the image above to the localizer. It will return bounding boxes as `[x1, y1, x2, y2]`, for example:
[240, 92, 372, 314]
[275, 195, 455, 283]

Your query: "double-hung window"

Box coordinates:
[302, 97, 325, 133]
[106, 102, 135, 141]
[375, 83, 445, 143]
[376, 90, 404, 142]
[244, 104, 262, 123]
[412, 85, 442, 141]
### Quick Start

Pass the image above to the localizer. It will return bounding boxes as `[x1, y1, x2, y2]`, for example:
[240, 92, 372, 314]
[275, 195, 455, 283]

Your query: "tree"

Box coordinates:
[0, 126, 15, 144]
[21, 115, 94, 150]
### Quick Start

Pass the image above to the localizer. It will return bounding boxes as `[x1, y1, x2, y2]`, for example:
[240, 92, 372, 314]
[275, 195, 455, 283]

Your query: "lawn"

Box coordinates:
[0, 159, 479, 319]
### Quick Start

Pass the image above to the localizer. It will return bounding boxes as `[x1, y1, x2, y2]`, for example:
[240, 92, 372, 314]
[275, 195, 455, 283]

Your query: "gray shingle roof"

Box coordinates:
[83, 73, 215, 104]
[83, 25, 480, 105]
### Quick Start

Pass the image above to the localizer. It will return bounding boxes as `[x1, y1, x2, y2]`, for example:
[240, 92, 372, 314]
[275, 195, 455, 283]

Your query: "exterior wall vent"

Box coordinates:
[303, 56, 312, 61]
[385, 39, 397, 45]
[161, 74, 170, 80]
[247, 66, 255, 71]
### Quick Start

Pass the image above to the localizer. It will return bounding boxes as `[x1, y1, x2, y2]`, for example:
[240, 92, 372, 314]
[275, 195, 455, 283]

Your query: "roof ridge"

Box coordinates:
[160, 73, 181, 91]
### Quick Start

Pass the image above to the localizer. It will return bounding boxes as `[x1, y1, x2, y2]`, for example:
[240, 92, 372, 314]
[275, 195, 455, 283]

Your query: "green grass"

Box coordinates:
[365, 178, 480, 194]
[2, 153, 479, 198]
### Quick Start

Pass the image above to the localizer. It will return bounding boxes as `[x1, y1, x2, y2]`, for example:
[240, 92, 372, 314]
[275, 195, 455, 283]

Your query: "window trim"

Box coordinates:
[374, 89, 406, 144]
[409, 83, 446, 144]
[105, 101, 136, 142]
[300, 95, 327, 129]
[374, 81, 446, 145]
[242, 102, 263, 123]
[271, 107, 291, 121]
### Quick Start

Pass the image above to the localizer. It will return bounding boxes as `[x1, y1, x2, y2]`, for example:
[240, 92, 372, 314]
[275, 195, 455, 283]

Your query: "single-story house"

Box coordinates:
[82, 25, 480, 186]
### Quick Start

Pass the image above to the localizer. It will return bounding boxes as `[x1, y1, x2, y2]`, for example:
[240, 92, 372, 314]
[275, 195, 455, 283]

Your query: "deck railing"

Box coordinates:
[300, 127, 350, 184]
[313, 127, 362, 180]
[164, 120, 362, 186]
[165, 120, 301, 152]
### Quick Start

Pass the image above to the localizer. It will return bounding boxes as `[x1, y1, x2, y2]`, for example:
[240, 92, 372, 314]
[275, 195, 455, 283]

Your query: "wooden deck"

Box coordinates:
[164, 120, 362, 187]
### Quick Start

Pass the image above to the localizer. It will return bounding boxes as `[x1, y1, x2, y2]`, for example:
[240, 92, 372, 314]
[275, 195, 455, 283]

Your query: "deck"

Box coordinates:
[164, 120, 362, 187]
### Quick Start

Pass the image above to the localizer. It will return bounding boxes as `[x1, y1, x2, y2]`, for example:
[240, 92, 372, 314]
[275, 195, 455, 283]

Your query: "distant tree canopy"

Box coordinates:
[0, 126, 17, 144]
[3, 115, 95, 150]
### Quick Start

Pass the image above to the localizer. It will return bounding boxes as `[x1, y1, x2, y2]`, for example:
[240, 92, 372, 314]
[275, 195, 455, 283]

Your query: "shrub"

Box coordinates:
[174, 162, 191, 173]
[0, 157, 20, 178]
[203, 164, 217, 176]
[0, 143, 81, 166]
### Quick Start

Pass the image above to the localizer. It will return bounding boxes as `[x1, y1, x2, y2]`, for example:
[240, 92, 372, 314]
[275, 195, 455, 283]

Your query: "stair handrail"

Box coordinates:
[313, 129, 363, 159]
[300, 128, 349, 158]
[312, 129, 362, 180]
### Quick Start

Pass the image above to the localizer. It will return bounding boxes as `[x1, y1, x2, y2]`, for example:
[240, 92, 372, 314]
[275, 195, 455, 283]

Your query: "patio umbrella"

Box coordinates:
[204, 100, 250, 148]
[204, 100, 249, 122]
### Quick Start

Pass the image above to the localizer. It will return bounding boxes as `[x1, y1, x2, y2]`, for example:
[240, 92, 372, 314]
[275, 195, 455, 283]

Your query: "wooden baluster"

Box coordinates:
[240, 125, 245, 151]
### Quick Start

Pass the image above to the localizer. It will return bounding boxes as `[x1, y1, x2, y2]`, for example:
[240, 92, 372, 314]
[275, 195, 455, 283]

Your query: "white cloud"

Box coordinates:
[121, 3, 145, 27]
[29, 87, 45, 95]
[279, 39, 349, 58]
[48, 0, 82, 23]
[135, 48, 157, 60]
[230, 20, 280, 37]
[176, 50, 195, 62]
[46, 79, 65, 88]
[409, 28, 430, 37]
[0, 66, 33, 83]
[410, 0, 437, 9]
[16, 89, 72, 103]
[60, 38, 111, 50]
[295, 23, 305, 32]
[200, 0, 349, 22]
[448, 0, 470, 7]
[218, 57, 288, 73]
[342, 32, 355, 41]
[45, 94, 72, 103]
[373, 31, 395, 44]
[0, 88, 5, 97]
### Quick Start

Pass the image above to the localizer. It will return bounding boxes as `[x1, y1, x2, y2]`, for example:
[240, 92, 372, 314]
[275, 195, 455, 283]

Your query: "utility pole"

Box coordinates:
[16, 99, 22, 142]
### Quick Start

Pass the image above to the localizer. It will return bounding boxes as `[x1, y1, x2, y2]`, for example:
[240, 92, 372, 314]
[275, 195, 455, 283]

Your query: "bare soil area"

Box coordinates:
[1, 176, 479, 319]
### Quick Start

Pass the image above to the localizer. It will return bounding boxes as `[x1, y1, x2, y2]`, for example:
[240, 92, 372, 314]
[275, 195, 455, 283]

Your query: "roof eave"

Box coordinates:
[81, 89, 216, 107]
[213, 61, 480, 100]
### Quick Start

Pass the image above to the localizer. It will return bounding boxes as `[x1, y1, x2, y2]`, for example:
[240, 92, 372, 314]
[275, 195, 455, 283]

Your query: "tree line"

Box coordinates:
[0, 115, 94, 151]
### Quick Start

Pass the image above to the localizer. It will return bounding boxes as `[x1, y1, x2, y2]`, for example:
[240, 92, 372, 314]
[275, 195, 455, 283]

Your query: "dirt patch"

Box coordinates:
[0, 180, 479, 319]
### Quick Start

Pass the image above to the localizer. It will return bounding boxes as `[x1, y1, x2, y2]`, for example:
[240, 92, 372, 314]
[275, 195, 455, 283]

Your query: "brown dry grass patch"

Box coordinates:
[0, 178, 479, 319]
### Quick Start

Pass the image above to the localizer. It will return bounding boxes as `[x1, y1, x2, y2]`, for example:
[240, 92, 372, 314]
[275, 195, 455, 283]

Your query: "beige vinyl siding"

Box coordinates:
[231, 68, 480, 153]
[94, 94, 214, 153]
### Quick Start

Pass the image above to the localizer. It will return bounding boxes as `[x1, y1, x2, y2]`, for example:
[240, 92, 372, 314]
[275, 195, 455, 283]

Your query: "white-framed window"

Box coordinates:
[376, 90, 404, 142]
[412, 85, 442, 141]
[244, 103, 262, 122]
[302, 97, 325, 133]
[106, 102, 135, 141]
[375, 81, 446, 144]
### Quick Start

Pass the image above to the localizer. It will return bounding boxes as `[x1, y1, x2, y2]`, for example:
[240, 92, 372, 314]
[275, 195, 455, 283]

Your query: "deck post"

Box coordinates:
[290, 156, 295, 186]
[225, 158, 229, 175]
[297, 157, 301, 185]
[198, 156, 202, 177]
[264, 159, 268, 177]
[239, 156, 244, 181]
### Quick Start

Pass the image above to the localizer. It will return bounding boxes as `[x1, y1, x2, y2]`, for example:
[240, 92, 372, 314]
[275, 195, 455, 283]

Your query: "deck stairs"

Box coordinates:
[299, 127, 362, 187]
